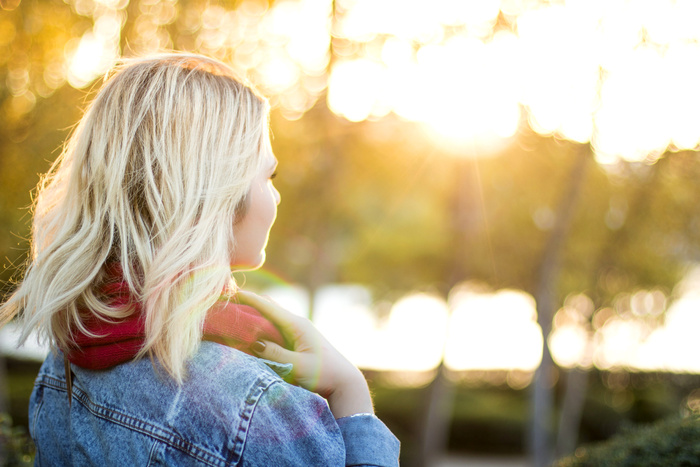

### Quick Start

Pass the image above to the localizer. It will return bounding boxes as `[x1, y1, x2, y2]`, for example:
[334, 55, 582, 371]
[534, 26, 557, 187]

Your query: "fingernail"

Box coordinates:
[252, 340, 266, 354]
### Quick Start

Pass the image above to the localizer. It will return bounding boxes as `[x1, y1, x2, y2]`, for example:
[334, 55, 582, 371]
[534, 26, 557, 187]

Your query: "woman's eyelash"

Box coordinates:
[270, 171, 278, 180]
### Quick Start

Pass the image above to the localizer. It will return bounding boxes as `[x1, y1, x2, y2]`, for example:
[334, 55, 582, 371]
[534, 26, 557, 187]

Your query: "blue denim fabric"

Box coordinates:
[29, 341, 400, 466]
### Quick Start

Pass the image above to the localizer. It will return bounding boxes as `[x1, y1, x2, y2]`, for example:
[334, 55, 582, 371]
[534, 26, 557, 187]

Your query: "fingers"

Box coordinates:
[252, 340, 300, 367]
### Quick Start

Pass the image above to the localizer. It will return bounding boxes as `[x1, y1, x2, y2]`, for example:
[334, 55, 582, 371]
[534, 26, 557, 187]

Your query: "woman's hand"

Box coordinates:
[236, 290, 374, 419]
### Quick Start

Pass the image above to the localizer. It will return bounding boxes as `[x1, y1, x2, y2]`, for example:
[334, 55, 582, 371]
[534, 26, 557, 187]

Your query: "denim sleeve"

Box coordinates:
[336, 414, 401, 467]
[241, 380, 346, 465]
[241, 380, 400, 466]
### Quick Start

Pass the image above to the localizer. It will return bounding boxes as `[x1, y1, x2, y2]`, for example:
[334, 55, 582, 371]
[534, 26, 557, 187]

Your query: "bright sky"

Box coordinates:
[326, 0, 700, 161]
[60, 0, 700, 162]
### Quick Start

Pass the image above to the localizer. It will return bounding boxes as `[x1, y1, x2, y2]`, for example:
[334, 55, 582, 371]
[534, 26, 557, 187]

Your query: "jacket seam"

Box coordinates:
[146, 439, 161, 466]
[36, 374, 232, 467]
[228, 374, 279, 465]
[29, 394, 43, 441]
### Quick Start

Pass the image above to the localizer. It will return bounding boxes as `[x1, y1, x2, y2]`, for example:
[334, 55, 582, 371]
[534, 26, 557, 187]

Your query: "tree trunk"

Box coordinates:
[415, 363, 455, 467]
[416, 157, 481, 466]
[555, 367, 589, 458]
[529, 143, 590, 467]
[554, 155, 665, 458]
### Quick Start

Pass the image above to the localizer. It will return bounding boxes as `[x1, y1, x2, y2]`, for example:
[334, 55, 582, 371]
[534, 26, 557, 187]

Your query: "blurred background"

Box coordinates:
[2, 0, 700, 465]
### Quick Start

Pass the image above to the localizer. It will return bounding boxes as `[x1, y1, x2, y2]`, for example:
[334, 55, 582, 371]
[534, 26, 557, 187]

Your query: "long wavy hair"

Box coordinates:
[0, 53, 270, 382]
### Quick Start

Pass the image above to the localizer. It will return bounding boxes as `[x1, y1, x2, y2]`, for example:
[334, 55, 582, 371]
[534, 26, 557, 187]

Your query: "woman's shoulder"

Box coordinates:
[193, 340, 294, 384]
[61, 342, 298, 416]
[34, 343, 324, 465]
[39, 341, 291, 402]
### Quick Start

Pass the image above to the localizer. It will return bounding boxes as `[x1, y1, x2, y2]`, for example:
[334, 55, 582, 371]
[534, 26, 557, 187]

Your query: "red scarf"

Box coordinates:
[66, 276, 285, 370]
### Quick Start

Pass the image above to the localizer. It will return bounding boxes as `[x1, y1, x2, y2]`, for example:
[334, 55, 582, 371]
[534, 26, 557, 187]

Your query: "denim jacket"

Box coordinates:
[29, 341, 400, 466]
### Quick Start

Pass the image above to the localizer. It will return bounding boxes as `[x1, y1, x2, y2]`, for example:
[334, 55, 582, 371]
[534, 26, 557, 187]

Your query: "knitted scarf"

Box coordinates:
[65, 275, 285, 370]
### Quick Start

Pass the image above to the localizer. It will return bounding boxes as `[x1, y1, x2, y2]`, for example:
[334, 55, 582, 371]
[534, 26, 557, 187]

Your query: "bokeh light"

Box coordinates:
[444, 288, 543, 371]
[17, 0, 700, 161]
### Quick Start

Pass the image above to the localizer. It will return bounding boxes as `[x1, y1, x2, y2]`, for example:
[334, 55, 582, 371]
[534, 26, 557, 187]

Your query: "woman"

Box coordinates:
[0, 54, 399, 465]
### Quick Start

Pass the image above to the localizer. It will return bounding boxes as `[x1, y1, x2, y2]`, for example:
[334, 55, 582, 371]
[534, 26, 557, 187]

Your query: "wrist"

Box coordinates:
[327, 369, 374, 419]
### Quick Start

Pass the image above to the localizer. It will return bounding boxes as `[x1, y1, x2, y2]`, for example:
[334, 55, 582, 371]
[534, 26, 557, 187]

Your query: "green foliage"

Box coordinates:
[0, 413, 34, 467]
[555, 416, 700, 467]
[268, 112, 699, 306]
[0, 85, 83, 286]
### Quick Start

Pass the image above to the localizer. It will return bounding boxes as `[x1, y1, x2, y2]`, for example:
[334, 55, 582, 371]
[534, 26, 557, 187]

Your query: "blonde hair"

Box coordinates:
[0, 53, 270, 382]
